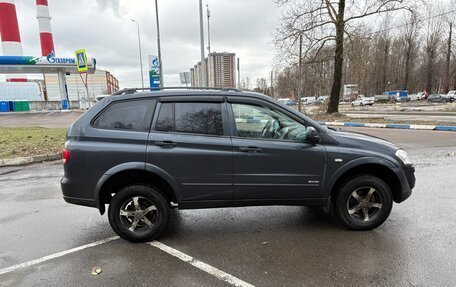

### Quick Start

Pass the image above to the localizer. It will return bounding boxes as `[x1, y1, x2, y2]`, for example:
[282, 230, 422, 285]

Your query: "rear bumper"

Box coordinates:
[61, 176, 96, 208]
[63, 196, 96, 208]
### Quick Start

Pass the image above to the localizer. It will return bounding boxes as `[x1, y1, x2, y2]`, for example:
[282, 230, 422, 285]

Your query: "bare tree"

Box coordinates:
[275, 0, 412, 113]
[255, 77, 269, 95]
[399, 12, 420, 90]
[423, 8, 443, 93]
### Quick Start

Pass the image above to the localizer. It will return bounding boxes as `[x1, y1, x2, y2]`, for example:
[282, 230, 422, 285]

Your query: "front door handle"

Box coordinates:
[239, 146, 262, 153]
[154, 141, 177, 148]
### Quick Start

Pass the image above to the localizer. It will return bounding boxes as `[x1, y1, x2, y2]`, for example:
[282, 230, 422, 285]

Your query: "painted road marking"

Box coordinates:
[149, 241, 255, 287]
[0, 236, 119, 276]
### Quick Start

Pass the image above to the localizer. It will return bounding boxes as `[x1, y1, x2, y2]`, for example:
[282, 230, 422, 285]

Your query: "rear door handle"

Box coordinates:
[154, 141, 177, 148]
[239, 146, 262, 153]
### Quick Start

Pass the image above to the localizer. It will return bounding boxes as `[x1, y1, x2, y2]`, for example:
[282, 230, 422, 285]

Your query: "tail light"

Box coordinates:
[62, 148, 71, 164]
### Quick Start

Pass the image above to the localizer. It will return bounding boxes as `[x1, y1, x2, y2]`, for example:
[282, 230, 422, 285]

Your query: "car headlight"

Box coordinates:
[395, 149, 412, 165]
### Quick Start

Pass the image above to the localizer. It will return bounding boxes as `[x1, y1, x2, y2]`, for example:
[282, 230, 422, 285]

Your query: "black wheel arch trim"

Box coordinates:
[94, 162, 181, 215]
[324, 157, 411, 202]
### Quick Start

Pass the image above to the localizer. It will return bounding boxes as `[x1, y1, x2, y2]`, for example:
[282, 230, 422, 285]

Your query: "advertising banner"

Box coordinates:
[149, 55, 160, 89]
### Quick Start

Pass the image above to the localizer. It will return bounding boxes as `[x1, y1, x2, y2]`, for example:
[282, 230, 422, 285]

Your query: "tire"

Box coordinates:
[108, 184, 170, 243]
[334, 175, 393, 231]
[442, 99, 447, 103]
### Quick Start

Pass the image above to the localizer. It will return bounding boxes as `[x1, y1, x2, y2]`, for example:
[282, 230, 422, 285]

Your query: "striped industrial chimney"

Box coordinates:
[36, 0, 55, 56]
[0, 0, 27, 82]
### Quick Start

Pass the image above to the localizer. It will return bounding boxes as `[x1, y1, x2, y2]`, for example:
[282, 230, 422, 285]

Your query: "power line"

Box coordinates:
[369, 9, 456, 36]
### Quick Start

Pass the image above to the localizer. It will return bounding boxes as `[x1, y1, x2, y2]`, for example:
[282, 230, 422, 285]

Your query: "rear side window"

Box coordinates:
[156, 103, 173, 132]
[155, 102, 224, 136]
[93, 99, 156, 131]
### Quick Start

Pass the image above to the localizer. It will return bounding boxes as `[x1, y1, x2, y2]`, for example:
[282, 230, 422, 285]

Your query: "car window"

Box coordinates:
[93, 99, 155, 131]
[155, 102, 224, 136]
[156, 103, 173, 132]
[231, 103, 307, 141]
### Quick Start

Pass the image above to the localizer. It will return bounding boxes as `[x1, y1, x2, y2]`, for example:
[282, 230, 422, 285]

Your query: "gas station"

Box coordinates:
[0, 53, 96, 108]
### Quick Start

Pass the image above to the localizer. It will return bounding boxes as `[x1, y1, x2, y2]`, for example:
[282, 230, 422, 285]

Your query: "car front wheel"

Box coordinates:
[108, 184, 170, 243]
[334, 175, 393, 230]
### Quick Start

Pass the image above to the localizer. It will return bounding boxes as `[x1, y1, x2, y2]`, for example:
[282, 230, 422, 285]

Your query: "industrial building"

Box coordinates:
[190, 52, 236, 88]
[43, 70, 119, 101]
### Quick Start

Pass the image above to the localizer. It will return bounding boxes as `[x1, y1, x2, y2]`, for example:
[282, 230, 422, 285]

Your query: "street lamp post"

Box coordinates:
[199, 0, 206, 87]
[131, 19, 144, 88]
[154, 0, 164, 87]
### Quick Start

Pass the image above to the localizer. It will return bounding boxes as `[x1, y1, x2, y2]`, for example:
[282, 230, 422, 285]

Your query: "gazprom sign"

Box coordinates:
[0, 53, 96, 74]
[148, 55, 160, 89]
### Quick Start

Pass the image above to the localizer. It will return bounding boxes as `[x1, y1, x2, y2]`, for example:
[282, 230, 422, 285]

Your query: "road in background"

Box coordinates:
[0, 127, 455, 286]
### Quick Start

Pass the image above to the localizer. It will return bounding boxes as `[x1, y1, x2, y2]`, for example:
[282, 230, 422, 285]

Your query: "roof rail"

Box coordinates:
[111, 87, 242, 96]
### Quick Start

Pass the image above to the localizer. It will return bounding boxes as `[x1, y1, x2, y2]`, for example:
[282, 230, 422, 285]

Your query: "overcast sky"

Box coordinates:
[1, 0, 281, 88]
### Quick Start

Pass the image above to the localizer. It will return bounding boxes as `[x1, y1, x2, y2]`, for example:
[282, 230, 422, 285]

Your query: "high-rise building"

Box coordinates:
[208, 52, 235, 88]
[190, 52, 235, 88]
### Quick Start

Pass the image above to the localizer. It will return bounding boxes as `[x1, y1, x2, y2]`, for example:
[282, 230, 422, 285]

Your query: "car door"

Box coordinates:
[228, 97, 326, 200]
[146, 96, 233, 203]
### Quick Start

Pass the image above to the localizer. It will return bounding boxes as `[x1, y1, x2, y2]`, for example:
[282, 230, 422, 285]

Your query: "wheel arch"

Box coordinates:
[95, 163, 181, 215]
[326, 158, 403, 203]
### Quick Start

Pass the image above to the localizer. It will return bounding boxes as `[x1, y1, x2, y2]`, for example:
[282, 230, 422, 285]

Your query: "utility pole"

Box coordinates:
[237, 58, 240, 89]
[154, 0, 164, 87]
[131, 19, 144, 88]
[199, 0, 206, 87]
[206, 3, 211, 55]
[298, 34, 303, 113]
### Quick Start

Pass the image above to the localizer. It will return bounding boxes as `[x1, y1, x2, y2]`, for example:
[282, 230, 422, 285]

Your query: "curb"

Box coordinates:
[321, 122, 456, 131]
[0, 153, 61, 167]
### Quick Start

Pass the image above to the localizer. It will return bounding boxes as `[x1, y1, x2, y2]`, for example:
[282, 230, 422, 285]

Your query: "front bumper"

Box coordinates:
[397, 165, 415, 203]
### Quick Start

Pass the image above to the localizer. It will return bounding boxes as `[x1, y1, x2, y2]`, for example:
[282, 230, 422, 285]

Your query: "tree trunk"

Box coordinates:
[444, 22, 452, 94]
[327, 0, 346, 114]
[404, 43, 412, 90]
[383, 39, 390, 91]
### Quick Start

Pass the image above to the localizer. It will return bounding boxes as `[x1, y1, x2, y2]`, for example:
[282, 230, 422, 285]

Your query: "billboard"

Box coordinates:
[148, 55, 160, 89]
[179, 72, 190, 86]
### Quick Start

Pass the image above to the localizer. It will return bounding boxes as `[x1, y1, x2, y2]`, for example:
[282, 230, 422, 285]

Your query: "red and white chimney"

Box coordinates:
[36, 0, 55, 56]
[0, 0, 27, 82]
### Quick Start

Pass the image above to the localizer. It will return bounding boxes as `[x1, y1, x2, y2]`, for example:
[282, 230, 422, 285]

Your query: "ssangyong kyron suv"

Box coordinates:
[61, 88, 415, 242]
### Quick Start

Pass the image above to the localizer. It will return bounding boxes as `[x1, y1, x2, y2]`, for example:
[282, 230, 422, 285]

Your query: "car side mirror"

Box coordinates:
[305, 127, 320, 144]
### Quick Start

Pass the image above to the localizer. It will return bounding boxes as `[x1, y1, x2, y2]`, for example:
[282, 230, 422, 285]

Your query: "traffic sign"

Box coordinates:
[75, 49, 88, 73]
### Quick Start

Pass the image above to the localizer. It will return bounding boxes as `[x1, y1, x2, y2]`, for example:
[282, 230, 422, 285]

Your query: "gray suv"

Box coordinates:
[61, 88, 415, 242]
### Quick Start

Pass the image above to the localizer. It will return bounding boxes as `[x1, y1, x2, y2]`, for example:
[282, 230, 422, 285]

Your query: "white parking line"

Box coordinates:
[0, 236, 119, 276]
[148, 241, 255, 287]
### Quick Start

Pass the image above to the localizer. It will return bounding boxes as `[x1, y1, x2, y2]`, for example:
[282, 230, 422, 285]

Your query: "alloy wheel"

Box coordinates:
[119, 196, 159, 232]
[346, 187, 383, 222]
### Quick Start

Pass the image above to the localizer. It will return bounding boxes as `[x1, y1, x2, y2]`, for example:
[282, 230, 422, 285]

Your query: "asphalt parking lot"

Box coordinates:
[1, 127, 455, 287]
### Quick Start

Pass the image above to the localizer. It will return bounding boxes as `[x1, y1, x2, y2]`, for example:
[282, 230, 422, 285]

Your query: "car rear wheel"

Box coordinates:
[108, 185, 170, 243]
[334, 175, 393, 230]
[442, 99, 447, 103]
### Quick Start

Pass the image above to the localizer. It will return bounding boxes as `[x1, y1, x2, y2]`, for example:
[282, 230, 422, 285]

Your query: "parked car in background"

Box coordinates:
[315, 96, 329, 105]
[277, 98, 292, 105]
[374, 94, 393, 103]
[286, 100, 298, 106]
[447, 91, 456, 101]
[427, 94, 454, 103]
[352, 96, 374, 106]
[396, 96, 411, 102]
[416, 92, 426, 100]
[303, 97, 316, 105]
